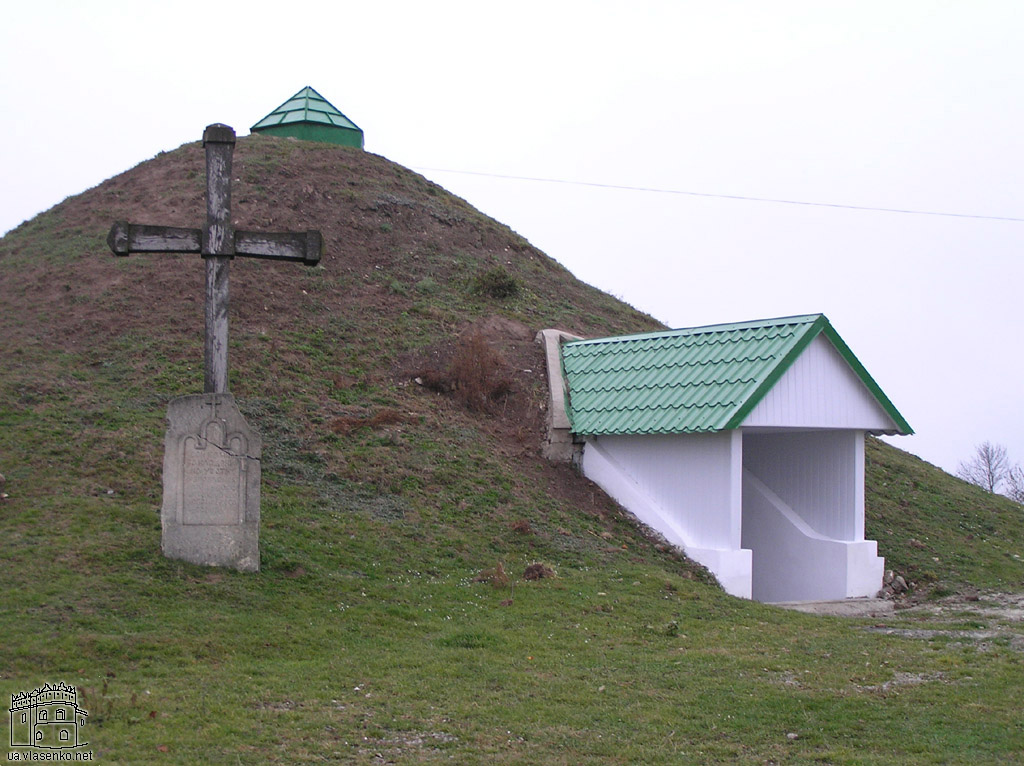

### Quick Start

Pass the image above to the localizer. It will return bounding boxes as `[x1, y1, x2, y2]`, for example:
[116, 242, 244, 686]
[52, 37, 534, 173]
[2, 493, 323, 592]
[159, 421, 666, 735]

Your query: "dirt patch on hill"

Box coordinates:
[863, 591, 1024, 653]
[903, 591, 1024, 623]
[396, 314, 549, 454]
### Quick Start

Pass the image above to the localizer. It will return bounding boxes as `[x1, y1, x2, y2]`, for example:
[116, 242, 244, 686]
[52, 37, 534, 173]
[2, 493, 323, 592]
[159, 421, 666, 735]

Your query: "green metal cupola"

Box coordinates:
[250, 86, 364, 148]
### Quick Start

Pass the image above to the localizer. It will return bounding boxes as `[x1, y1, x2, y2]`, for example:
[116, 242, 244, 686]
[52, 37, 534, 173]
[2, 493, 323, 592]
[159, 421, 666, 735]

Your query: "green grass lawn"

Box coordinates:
[3, 462, 1023, 764]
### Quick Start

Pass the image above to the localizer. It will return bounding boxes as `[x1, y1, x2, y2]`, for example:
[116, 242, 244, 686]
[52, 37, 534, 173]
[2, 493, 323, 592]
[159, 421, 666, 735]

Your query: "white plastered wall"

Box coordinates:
[740, 469, 884, 601]
[742, 430, 863, 541]
[734, 333, 890, 600]
[741, 430, 884, 601]
[581, 431, 752, 599]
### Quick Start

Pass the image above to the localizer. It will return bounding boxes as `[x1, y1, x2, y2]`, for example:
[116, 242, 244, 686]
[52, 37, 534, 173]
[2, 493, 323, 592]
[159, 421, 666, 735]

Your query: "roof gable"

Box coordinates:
[741, 334, 899, 431]
[561, 314, 911, 436]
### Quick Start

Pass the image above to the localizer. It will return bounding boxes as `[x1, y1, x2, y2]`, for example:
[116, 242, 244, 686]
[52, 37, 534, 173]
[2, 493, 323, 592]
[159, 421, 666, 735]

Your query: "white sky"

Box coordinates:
[3, 1, 1022, 477]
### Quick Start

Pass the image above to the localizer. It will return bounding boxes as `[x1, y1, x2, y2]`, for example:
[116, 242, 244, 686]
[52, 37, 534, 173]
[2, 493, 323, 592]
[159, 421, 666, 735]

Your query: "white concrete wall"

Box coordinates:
[741, 470, 884, 601]
[578, 423, 882, 602]
[581, 431, 752, 598]
[742, 335, 896, 431]
[742, 430, 864, 541]
[587, 432, 741, 549]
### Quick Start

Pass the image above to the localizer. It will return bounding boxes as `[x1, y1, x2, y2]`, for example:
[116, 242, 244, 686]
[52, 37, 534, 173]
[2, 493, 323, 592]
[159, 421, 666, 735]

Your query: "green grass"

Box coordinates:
[2, 359, 1023, 763]
[3, 494, 1021, 765]
[866, 437, 1024, 591]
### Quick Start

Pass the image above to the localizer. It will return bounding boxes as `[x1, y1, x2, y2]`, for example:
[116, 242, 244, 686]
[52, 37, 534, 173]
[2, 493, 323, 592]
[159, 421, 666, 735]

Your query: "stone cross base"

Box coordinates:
[161, 394, 261, 571]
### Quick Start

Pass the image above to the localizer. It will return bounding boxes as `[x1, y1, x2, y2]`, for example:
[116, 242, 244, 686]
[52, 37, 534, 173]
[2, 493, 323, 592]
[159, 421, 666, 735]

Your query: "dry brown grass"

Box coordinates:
[473, 561, 510, 587]
[523, 562, 556, 580]
[329, 408, 404, 434]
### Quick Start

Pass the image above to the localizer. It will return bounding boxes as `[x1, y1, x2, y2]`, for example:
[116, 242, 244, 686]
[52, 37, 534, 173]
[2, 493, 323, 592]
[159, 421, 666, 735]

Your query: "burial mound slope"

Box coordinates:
[1, 133, 1021, 595]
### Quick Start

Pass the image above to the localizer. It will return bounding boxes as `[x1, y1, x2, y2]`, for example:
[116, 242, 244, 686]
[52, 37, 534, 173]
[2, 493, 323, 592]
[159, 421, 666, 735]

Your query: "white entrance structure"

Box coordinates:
[553, 314, 912, 602]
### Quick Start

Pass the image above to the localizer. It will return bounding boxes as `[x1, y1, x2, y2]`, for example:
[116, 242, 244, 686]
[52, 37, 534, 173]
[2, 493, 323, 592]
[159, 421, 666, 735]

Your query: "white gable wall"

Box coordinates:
[742, 335, 896, 431]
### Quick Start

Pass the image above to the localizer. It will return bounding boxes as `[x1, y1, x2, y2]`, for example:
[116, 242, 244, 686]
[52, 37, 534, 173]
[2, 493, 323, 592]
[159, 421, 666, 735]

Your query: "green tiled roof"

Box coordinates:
[562, 314, 912, 436]
[251, 86, 363, 147]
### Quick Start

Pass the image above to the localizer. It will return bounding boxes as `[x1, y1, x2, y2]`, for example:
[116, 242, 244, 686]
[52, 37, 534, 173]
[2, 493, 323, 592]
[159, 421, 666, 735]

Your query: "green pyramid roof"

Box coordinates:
[251, 86, 363, 148]
[562, 314, 912, 436]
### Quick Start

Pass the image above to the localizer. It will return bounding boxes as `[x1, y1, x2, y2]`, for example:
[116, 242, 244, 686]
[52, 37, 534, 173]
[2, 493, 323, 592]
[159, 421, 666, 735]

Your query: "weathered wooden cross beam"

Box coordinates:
[107, 124, 322, 394]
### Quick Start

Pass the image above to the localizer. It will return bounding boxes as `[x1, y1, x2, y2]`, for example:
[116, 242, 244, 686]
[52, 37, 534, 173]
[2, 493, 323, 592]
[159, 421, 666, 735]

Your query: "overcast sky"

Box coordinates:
[3, 1, 1021, 478]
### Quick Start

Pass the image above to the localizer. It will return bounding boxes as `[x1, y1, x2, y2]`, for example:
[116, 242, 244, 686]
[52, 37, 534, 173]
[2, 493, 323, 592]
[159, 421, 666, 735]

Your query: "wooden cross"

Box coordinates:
[107, 124, 322, 394]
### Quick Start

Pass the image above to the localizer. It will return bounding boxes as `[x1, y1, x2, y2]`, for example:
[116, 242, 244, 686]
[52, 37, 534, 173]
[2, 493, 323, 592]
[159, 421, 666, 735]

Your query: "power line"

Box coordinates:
[412, 166, 1024, 223]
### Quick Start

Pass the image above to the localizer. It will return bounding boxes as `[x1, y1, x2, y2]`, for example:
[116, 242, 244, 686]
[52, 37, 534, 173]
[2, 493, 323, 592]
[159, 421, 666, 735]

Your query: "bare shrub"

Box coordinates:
[450, 332, 513, 412]
[1006, 465, 1024, 505]
[957, 441, 1024, 504]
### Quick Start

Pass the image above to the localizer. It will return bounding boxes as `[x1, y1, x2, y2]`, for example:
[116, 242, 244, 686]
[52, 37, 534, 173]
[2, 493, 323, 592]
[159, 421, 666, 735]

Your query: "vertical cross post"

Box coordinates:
[202, 124, 236, 394]
[107, 123, 323, 396]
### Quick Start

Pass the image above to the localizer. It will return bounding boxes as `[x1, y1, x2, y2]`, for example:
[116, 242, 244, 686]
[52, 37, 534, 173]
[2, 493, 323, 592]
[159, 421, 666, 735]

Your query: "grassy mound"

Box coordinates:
[1, 136, 1022, 763]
